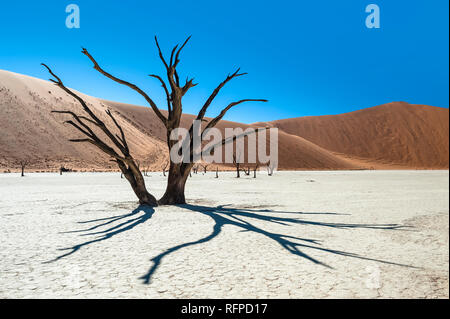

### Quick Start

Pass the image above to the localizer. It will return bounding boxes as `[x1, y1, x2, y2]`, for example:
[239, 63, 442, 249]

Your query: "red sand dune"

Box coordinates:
[0, 70, 167, 172]
[0, 69, 448, 171]
[256, 102, 449, 169]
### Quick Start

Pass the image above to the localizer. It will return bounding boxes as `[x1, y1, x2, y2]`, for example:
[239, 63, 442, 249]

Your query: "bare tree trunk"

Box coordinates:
[158, 163, 192, 205]
[18, 160, 28, 177]
[253, 166, 258, 178]
[117, 160, 158, 206]
[162, 161, 169, 177]
[236, 163, 240, 178]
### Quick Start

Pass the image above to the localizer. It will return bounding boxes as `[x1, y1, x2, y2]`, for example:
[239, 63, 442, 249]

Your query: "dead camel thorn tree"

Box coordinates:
[143, 152, 158, 177]
[200, 163, 209, 174]
[18, 160, 29, 177]
[267, 163, 276, 176]
[162, 161, 169, 177]
[43, 36, 267, 206]
[253, 163, 259, 178]
[232, 154, 241, 178]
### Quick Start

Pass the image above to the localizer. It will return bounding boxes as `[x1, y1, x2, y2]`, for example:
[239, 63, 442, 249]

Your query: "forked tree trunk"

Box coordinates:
[43, 37, 266, 207]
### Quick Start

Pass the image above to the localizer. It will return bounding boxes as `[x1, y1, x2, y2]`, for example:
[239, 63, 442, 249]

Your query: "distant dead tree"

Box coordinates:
[143, 151, 159, 176]
[232, 154, 241, 178]
[200, 163, 209, 174]
[162, 161, 169, 177]
[59, 166, 71, 175]
[267, 163, 275, 176]
[143, 158, 151, 177]
[18, 160, 29, 177]
[42, 36, 267, 205]
[253, 163, 259, 178]
[143, 166, 148, 177]
[233, 145, 252, 178]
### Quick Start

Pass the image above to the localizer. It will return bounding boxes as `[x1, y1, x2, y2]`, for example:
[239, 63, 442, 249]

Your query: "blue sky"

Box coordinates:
[0, 0, 448, 123]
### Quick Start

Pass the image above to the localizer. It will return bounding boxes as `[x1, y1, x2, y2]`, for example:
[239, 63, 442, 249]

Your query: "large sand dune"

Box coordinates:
[0, 70, 167, 171]
[0, 69, 448, 171]
[256, 103, 449, 169]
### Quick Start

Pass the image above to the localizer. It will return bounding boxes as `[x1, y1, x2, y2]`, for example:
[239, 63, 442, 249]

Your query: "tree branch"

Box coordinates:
[154, 36, 169, 71]
[169, 44, 179, 67]
[203, 99, 268, 132]
[149, 74, 171, 114]
[106, 109, 129, 154]
[182, 77, 197, 95]
[42, 63, 129, 159]
[173, 35, 192, 68]
[196, 68, 248, 121]
[81, 48, 168, 127]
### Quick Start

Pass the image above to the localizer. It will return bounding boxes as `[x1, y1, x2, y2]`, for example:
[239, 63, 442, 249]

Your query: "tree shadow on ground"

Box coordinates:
[139, 204, 415, 284]
[46, 203, 415, 283]
[44, 205, 155, 263]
